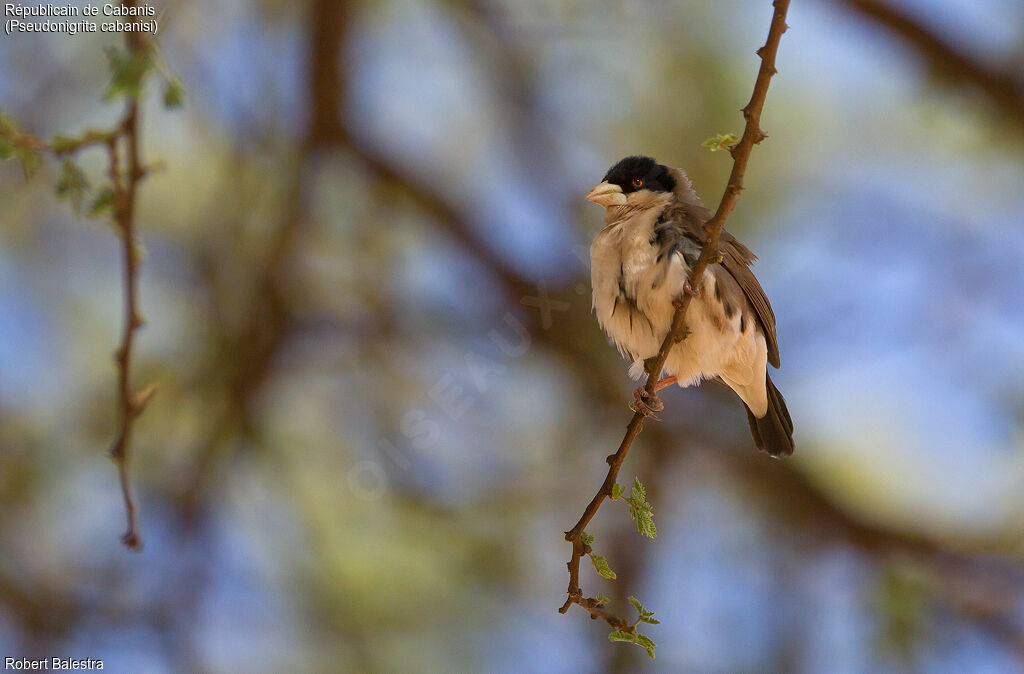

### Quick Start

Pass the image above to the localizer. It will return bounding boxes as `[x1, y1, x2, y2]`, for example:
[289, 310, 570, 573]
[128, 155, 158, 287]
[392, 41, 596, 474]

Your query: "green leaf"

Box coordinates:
[0, 113, 39, 178]
[631, 477, 646, 503]
[635, 634, 657, 659]
[608, 630, 657, 659]
[629, 595, 659, 623]
[627, 478, 657, 538]
[55, 159, 90, 215]
[702, 133, 739, 152]
[89, 187, 116, 218]
[635, 509, 657, 539]
[16, 147, 40, 180]
[589, 553, 616, 580]
[580, 531, 594, 545]
[611, 483, 624, 500]
[608, 631, 634, 643]
[103, 46, 152, 101]
[163, 77, 185, 109]
[0, 112, 17, 156]
[595, 593, 610, 605]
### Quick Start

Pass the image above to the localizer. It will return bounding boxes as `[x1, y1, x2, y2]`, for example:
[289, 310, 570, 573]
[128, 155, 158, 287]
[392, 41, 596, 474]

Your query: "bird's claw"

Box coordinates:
[673, 283, 700, 309]
[632, 386, 664, 419]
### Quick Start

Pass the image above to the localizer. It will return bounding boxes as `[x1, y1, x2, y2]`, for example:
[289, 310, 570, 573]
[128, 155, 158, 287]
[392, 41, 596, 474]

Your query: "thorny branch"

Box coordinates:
[558, 0, 792, 629]
[1, 5, 158, 549]
[107, 6, 152, 550]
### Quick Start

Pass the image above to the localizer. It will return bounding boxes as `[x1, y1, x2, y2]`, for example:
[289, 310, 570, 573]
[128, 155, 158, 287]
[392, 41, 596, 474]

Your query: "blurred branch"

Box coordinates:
[105, 2, 154, 551]
[557, 0, 792, 636]
[0, 2, 159, 549]
[174, 0, 357, 518]
[104, 6, 160, 550]
[833, 0, 1024, 128]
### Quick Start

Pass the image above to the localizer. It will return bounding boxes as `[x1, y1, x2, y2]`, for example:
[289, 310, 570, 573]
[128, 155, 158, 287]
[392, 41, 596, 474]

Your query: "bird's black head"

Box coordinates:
[602, 156, 677, 194]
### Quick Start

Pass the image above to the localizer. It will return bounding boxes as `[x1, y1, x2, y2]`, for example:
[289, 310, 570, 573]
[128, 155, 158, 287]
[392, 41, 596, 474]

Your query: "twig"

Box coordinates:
[106, 6, 151, 550]
[558, 0, 791, 626]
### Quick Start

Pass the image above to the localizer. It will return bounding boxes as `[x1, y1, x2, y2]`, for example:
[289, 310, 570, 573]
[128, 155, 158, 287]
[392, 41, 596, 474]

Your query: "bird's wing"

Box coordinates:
[717, 230, 780, 368]
[662, 169, 781, 368]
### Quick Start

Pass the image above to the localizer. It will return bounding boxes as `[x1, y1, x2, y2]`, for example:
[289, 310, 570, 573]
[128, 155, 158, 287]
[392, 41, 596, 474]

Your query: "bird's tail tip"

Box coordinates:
[745, 374, 794, 457]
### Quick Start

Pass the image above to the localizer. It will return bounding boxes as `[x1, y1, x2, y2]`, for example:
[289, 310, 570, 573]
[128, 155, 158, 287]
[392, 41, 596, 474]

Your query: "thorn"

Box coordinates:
[769, 66, 778, 76]
[756, 46, 766, 58]
[109, 438, 124, 460]
[673, 329, 691, 344]
[130, 382, 158, 416]
[121, 531, 142, 550]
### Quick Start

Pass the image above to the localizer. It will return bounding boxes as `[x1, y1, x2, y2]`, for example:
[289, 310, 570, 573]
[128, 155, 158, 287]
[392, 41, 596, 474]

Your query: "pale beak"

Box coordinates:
[586, 181, 627, 207]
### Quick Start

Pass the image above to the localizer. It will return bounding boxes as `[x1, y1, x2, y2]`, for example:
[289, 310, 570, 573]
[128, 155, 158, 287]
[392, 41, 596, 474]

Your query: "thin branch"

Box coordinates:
[107, 4, 152, 550]
[558, 0, 791, 625]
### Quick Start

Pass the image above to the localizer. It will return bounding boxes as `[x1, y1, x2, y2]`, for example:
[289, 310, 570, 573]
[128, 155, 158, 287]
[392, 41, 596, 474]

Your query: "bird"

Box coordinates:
[586, 155, 794, 457]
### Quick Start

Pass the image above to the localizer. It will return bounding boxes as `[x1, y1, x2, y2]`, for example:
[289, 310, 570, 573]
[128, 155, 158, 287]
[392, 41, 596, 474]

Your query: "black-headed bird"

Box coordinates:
[587, 155, 794, 457]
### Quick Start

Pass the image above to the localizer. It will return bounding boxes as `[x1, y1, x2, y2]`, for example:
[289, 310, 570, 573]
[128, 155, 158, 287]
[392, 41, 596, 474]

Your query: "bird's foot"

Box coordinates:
[673, 283, 700, 309]
[632, 386, 664, 419]
[653, 375, 677, 392]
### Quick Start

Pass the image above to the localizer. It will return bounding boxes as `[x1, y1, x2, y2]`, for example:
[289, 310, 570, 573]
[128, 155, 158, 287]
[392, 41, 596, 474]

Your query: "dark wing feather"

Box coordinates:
[661, 169, 781, 368]
[717, 230, 780, 367]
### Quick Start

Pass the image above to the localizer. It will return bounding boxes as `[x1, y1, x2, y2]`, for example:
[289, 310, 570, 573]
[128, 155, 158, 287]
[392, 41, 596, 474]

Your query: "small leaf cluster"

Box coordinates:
[613, 477, 656, 538]
[54, 160, 90, 214]
[43, 155, 115, 220]
[1, 40, 184, 217]
[581, 531, 617, 580]
[629, 596, 660, 626]
[702, 132, 739, 152]
[579, 527, 659, 657]
[589, 553, 616, 580]
[608, 631, 657, 659]
[608, 597, 659, 658]
[104, 42, 184, 109]
[0, 113, 41, 179]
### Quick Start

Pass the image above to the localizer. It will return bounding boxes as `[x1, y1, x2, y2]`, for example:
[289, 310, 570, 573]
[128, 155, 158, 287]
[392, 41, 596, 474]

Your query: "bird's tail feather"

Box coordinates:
[744, 374, 794, 457]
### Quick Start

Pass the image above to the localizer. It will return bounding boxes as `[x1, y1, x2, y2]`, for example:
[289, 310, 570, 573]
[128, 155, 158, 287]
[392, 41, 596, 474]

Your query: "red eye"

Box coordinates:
[632, 177, 644, 189]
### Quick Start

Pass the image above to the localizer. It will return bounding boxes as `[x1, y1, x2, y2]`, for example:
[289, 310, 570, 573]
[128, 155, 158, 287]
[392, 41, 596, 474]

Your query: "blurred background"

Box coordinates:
[2, 0, 1024, 671]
